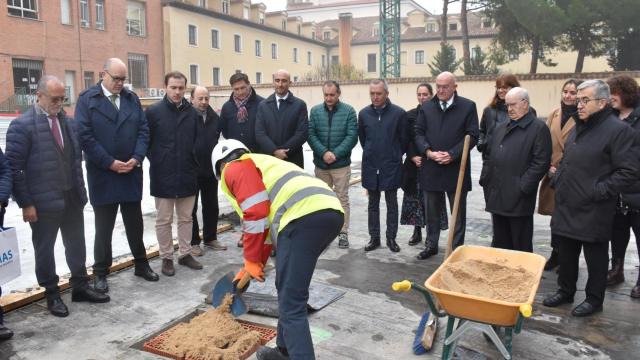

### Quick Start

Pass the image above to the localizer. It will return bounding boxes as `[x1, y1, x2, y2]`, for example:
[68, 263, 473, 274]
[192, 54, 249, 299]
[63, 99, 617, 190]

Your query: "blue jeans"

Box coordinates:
[275, 209, 344, 360]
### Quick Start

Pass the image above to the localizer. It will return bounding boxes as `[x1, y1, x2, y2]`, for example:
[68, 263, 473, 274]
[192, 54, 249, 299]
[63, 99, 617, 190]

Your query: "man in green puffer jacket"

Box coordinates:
[308, 81, 358, 249]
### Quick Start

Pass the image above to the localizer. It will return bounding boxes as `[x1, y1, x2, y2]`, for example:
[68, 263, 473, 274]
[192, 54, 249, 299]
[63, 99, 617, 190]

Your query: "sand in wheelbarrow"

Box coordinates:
[155, 294, 262, 360]
[434, 258, 535, 303]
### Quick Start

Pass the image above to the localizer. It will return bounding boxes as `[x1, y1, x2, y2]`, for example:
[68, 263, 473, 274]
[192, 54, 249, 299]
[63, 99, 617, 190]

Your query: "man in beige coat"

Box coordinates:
[538, 79, 582, 270]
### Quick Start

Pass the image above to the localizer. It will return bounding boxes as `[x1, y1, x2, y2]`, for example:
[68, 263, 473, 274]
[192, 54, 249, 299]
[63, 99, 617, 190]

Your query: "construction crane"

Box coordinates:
[379, 0, 401, 78]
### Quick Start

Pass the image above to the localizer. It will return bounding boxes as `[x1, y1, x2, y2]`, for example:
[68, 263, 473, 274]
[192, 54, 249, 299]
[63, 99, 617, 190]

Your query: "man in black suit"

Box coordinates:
[414, 72, 479, 260]
[76, 58, 159, 294]
[255, 69, 308, 168]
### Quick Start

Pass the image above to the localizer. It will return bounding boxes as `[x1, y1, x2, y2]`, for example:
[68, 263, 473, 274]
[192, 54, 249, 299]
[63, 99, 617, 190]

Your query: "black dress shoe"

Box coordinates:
[387, 238, 400, 252]
[0, 325, 14, 341]
[134, 266, 160, 282]
[408, 227, 422, 246]
[94, 275, 109, 293]
[364, 238, 381, 252]
[47, 297, 69, 317]
[416, 247, 438, 260]
[571, 301, 602, 317]
[256, 346, 290, 360]
[72, 286, 110, 303]
[543, 292, 574, 307]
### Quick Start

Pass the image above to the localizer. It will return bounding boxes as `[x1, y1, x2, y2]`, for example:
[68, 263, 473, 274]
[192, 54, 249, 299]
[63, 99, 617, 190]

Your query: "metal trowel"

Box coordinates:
[212, 271, 252, 317]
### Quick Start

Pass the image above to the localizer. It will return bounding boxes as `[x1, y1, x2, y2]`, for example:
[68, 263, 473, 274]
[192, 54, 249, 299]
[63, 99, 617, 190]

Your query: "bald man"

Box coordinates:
[76, 58, 159, 295]
[415, 72, 479, 259]
[255, 69, 309, 168]
[189, 86, 225, 255]
[481, 87, 551, 252]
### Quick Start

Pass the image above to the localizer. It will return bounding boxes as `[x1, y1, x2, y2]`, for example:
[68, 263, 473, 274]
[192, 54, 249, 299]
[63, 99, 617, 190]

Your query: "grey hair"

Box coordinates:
[37, 75, 63, 94]
[103, 58, 125, 71]
[577, 79, 610, 101]
[507, 87, 529, 103]
[370, 78, 388, 92]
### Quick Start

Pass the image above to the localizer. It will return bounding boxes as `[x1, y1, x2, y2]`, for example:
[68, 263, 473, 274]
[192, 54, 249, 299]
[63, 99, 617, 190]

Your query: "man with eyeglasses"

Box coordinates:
[414, 72, 479, 260]
[544, 79, 640, 317]
[6, 75, 110, 318]
[76, 58, 159, 295]
[480, 87, 551, 252]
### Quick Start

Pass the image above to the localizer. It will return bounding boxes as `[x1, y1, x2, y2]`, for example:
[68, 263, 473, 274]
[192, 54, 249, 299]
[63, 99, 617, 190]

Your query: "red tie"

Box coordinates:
[49, 115, 64, 149]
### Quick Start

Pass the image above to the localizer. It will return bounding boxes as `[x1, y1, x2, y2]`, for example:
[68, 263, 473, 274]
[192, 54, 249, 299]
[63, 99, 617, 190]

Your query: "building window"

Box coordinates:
[198, 0, 206, 7]
[293, 76, 299, 82]
[211, 29, 219, 49]
[95, 0, 105, 30]
[126, 1, 146, 37]
[426, 23, 436, 32]
[367, 53, 376, 73]
[293, 48, 298, 63]
[256, 72, 262, 84]
[482, 18, 492, 28]
[128, 53, 148, 88]
[235, 69, 242, 74]
[297, 24, 301, 35]
[222, 0, 229, 14]
[307, 51, 312, 65]
[415, 50, 425, 64]
[212, 67, 220, 86]
[83, 71, 94, 90]
[449, 22, 457, 31]
[243, 6, 249, 19]
[60, 0, 71, 24]
[80, 0, 90, 27]
[451, 47, 457, 59]
[234, 34, 242, 53]
[331, 55, 339, 65]
[65, 71, 76, 103]
[188, 25, 198, 46]
[7, 0, 38, 19]
[190, 65, 199, 85]
[282, 20, 286, 31]
[323, 31, 330, 40]
[471, 47, 481, 60]
[258, 12, 264, 25]
[508, 51, 519, 61]
[271, 43, 278, 59]
[255, 40, 262, 57]
[321, 55, 326, 67]
[311, 32, 316, 40]
[373, 27, 379, 36]
[12, 58, 43, 98]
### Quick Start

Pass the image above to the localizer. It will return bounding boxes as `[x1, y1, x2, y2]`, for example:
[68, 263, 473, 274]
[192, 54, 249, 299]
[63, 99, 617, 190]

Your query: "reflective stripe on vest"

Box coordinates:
[269, 170, 311, 203]
[240, 190, 269, 211]
[244, 217, 269, 234]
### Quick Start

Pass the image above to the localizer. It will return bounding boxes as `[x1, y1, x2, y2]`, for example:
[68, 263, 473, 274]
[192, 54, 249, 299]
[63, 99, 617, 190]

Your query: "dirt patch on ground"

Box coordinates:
[433, 258, 535, 303]
[155, 294, 262, 360]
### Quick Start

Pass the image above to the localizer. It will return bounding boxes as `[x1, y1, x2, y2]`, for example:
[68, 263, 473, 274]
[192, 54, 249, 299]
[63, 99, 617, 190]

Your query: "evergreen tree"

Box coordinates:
[464, 46, 499, 75]
[429, 43, 463, 76]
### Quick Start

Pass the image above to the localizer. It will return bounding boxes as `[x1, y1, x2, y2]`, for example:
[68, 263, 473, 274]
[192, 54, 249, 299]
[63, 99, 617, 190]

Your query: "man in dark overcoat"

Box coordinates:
[76, 58, 159, 294]
[219, 72, 264, 153]
[358, 79, 408, 253]
[6, 75, 109, 318]
[543, 79, 640, 317]
[414, 72, 479, 260]
[255, 69, 308, 168]
[480, 87, 551, 252]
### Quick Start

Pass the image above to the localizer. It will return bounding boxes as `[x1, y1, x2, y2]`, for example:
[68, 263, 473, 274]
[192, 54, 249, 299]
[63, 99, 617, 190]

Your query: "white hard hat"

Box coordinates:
[212, 139, 250, 179]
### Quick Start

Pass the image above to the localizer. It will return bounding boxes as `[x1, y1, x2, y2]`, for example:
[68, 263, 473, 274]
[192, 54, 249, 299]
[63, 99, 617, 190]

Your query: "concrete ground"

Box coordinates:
[1, 151, 640, 360]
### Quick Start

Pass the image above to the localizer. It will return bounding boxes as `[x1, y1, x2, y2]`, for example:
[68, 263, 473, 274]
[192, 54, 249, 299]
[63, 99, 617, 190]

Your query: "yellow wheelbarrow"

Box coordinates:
[393, 245, 546, 360]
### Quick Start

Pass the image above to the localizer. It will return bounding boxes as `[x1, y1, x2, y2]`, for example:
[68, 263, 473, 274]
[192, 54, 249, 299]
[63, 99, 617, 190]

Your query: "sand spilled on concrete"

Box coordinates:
[155, 294, 262, 360]
[434, 258, 536, 303]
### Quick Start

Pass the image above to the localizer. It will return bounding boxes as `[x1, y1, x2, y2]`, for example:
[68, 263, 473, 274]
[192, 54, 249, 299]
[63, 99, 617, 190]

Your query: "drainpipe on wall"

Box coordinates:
[338, 12, 352, 67]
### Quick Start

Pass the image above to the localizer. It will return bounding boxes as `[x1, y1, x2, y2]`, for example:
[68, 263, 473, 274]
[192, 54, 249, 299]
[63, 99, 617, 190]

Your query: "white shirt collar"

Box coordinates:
[441, 94, 455, 108]
[101, 82, 115, 98]
[276, 93, 289, 102]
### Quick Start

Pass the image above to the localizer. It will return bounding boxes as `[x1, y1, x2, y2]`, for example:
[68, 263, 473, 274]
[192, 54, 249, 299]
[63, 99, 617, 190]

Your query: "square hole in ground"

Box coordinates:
[132, 307, 276, 360]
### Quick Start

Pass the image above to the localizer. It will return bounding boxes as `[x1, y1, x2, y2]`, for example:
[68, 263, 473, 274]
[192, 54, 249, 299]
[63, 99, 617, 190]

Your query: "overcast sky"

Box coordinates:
[254, 1, 461, 15]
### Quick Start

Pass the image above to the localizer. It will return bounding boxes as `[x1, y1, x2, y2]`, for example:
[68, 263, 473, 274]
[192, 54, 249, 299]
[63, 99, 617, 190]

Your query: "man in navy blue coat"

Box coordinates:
[0, 147, 13, 340]
[358, 79, 408, 253]
[415, 72, 479, 260]
[6, 75, 109, 318]
[76, 58, 159, 294]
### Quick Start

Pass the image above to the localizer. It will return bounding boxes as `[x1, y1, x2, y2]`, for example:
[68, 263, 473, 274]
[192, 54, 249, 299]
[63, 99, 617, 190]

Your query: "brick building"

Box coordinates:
[0, 0, 164, 113]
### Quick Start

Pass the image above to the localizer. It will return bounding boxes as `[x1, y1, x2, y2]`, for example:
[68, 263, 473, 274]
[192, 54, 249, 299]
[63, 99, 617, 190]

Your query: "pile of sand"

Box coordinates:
[433, 258, 536, 303]
[154, 294, 262, 360]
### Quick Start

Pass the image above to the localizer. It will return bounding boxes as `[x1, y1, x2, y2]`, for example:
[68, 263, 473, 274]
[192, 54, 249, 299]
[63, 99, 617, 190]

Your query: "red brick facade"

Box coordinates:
[0, 0, 164, 113]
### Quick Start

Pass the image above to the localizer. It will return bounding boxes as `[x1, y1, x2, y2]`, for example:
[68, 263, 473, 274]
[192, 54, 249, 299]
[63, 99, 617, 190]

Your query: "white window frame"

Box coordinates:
[188, 24, 198, 46]
[60, 0, 71, 24]
[415, 50, 425, 65]
[189, 64, 199, 85]
[367, 53, 376, 73]
[255, 39, 262, 57]
[256, 72, 262, 84]
[95, 0, 105, 30]
[8, 0, 38, 19]
[323, 31, 330, 40]
[212, 67, 221, 86]
[80, 0, 90, 28]
[243, 5, 249, 19]
[126, 1, 146, 37]
[307, 51, 312, 66]
[234, 34, 242, 53]
[128, 53, 148, 88]
[258, 12, 265, 25]
[222, 0, 230, 14]
[211, 28, 220, 49]
[448, 22, 458, 31]
[293, 48, 298, 63]
[271, 43, 278, 60]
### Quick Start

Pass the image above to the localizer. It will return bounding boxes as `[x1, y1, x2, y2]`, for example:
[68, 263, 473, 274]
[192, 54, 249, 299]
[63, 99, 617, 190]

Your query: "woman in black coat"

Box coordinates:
[401, 83, 447, 246]
[605, 75, 640, 297]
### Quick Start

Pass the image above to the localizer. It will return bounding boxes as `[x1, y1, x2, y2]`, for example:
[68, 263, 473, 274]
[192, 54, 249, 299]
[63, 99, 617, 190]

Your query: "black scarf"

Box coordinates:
[560, 102, 578, 129]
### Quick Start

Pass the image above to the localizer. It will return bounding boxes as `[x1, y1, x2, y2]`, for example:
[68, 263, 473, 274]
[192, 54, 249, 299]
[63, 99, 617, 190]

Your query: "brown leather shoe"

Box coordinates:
[161, 259, 175, 276]
[606, 258, 625, 286]
[178, 254, 203, 270]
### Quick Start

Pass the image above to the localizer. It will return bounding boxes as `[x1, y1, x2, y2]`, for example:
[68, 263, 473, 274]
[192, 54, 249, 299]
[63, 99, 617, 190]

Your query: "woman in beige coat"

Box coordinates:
[538, 79, 582, 270]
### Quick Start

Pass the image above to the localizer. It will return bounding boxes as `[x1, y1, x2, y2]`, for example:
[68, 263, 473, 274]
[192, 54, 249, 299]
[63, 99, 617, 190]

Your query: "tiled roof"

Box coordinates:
[316, 12, 497, 46]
